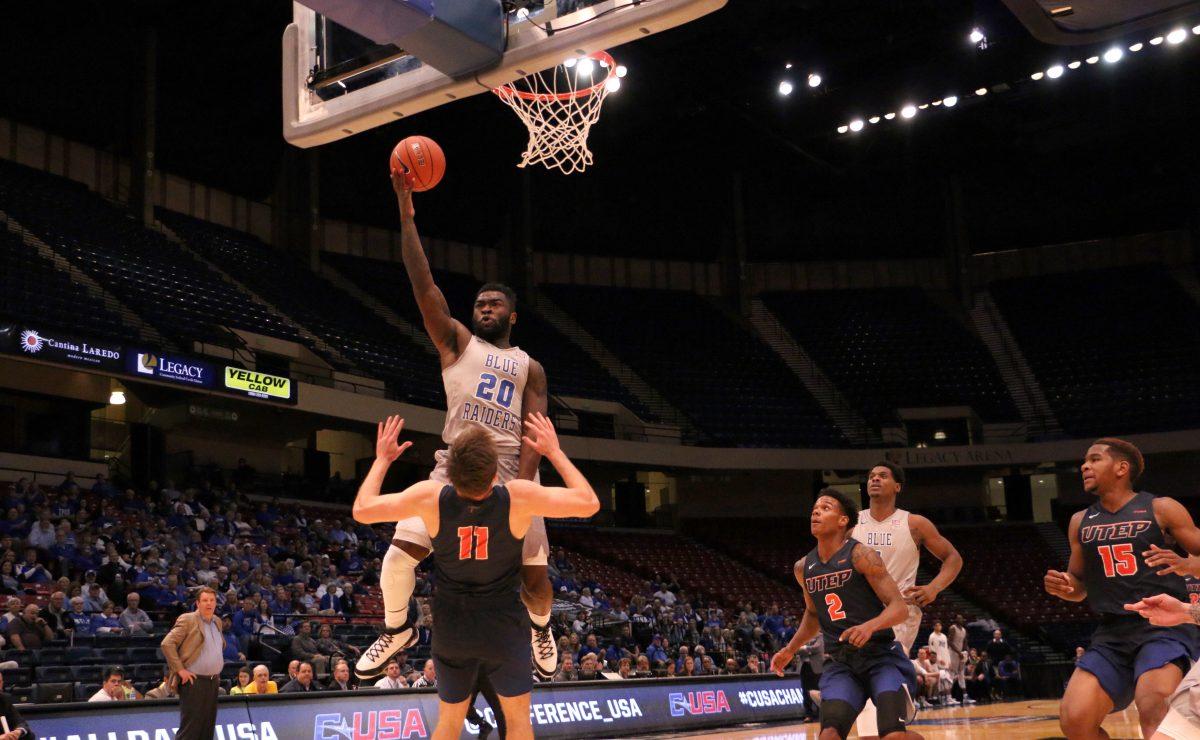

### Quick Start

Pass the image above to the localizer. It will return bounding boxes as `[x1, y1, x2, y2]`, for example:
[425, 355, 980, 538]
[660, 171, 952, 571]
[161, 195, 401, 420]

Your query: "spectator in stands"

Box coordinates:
[577, 654, 601, 681]
[375, 659, 408, 689]
[326, 659, 355, 691]
[88, 666, 127, 702]
[6, 604, 52, 651]
[317, 580, 344, 614]
[997, 655, 1021, 698]
[411, 659, 436, 688]
[280, 661, 319, 693]
[745, 654, 764, 675]
[653, 584, 676, 606]
[635, 655, 652, 678]
[64, 596, 92, 635]
[964, 648, 990, 702]
[0, 564, 17, 595]
[680, 655, 697, 677]
[244, 665, 278, 695]
[146, 666, 181, 700]
[553, 548, 573, 573]
[14, 551, 48, 586]
[315, 623, 360, 662]
[229, 667, 253, 695]
[220, 615, 245, 662]
[120, 593, 153, 635]
[90, 601, 124, 634]
[27, 515, 55, 551]
[44, 591, 68, 637]
[82, 583, 106, 613]
[986, 629, 1012, 662]
[289, 621, 329, 674]
[553, 654, 578, 683]
[646, 635, 668, 665]
[286, 660, 299, 681]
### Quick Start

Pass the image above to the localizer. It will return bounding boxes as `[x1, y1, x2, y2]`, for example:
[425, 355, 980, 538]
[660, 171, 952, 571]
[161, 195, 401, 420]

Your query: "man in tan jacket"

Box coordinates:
[161, 587, 223, 740]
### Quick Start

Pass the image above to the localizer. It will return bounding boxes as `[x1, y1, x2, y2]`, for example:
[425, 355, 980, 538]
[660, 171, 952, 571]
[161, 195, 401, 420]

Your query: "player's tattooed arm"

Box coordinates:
[846, 544, 909, 646]
[904, 514, 962, 607]
[1045, 511, 1088, 601]
[517, 359, 548, 482]
[1144, 497, 1200, 577]
[772, 564, 820, 675]
[393, 170, 469, 361]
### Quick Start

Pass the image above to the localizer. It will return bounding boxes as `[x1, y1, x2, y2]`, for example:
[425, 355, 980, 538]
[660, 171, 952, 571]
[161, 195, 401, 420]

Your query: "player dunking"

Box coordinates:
[851, 462, 962, 738]
[771, 489, 922, 740]
[352, 415, 598, 740]
[357, 169, 558, 681]
[1046, 438, 1200, 739]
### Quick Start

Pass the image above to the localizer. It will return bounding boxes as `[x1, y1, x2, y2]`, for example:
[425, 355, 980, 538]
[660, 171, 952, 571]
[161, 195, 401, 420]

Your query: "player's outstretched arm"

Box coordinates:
[1045, 511, 1087, 602]
[392, 170, 470, 360]
[516, 359, 548, 481]
[772, 568, 821, 676]
[904, 514, 962, 607]
[351, 415, 440, 532]
[510, 413, 599, 519]
[843, 543, 909, 648]
[1125, 593, 1197, 626]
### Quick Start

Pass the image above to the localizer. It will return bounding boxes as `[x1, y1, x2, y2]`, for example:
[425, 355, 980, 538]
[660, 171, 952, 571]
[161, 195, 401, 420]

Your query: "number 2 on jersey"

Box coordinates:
[457, 526, 489, 561]
[475, 373, 516, 408]
[1096, 543, 1136, 577]
[825, 593, 847, 621]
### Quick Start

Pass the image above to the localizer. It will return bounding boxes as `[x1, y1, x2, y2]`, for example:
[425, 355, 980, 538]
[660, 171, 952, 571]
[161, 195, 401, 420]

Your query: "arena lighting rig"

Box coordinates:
[834, 22, 1200, 136]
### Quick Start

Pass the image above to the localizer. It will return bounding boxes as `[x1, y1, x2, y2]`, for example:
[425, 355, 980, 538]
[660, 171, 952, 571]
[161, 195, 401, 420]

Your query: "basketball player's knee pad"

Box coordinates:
[874, 690, 910, 736]
[820, 699, 858, 739]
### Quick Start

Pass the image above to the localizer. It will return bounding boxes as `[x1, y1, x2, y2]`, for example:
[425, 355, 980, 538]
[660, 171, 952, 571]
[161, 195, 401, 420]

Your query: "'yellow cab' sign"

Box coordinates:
[224, 367, 292, 400]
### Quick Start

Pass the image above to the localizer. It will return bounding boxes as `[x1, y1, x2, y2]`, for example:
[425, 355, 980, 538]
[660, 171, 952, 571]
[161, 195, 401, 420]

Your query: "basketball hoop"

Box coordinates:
[493, 51, 623, 174]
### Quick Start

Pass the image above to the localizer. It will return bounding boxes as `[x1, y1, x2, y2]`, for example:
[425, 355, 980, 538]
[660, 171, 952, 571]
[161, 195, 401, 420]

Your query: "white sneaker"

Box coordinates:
[355, 623, 418, 680]
[963, 697, 977, 705]
[532, 622, 558, 680]
[945, 697, 960, 705]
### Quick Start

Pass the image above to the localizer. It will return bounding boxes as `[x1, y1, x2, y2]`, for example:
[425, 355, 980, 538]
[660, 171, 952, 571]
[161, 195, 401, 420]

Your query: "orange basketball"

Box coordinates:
[390, 135, 446, 192]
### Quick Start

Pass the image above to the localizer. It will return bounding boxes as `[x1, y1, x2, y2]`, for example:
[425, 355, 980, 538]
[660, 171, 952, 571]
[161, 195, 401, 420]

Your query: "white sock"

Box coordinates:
[382, 546, 418, 629]
[529, 609, 550, 628]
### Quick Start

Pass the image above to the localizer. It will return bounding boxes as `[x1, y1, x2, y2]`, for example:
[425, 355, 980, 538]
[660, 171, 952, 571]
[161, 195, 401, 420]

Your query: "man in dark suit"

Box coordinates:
[0, 671, 31, 739]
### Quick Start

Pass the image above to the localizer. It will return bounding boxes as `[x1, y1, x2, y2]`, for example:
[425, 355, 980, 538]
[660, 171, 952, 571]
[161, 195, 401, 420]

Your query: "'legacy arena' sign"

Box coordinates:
[224, 367, 293, 402]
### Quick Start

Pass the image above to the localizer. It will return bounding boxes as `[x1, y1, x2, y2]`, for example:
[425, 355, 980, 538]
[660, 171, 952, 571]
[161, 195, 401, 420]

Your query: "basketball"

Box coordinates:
[391, 135, 446, 191]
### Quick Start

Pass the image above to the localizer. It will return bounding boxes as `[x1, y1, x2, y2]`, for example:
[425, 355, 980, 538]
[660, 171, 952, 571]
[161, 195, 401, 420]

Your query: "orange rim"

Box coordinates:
[494, 50, 616, 103]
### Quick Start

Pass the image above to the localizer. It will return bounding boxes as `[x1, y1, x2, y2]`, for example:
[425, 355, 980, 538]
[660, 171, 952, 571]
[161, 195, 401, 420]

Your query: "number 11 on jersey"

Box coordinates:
[457, 526, 490, 561]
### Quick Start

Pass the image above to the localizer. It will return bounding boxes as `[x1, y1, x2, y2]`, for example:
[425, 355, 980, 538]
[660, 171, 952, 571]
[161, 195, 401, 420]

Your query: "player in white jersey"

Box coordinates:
[851, 461, 962, 737]
[356, 168, 557, 681]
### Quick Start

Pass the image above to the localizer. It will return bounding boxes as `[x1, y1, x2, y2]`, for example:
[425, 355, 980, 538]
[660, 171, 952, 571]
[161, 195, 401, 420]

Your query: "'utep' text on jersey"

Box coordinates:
[802, 537, 895, 647]
[430, 485, 523, 601]
[442, 336, 530, 455]
[1078, 491, 1190, 616]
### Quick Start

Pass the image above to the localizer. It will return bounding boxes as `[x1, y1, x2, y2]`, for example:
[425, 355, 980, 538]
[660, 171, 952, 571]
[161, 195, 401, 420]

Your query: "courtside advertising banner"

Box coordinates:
[24, 674, 808, 739]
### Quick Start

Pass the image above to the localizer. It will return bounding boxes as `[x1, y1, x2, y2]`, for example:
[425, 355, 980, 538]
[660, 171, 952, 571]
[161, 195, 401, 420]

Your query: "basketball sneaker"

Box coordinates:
[355, 621, 419, 681]
[532, 621, 558, 680]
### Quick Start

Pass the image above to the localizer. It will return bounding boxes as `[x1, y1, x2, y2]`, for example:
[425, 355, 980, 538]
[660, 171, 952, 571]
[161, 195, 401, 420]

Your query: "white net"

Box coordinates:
[493, 52, 620, 175]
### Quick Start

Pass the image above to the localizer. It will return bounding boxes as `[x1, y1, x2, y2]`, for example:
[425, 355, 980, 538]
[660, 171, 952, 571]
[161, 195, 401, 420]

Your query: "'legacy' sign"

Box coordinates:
[129, 350, 216, 389]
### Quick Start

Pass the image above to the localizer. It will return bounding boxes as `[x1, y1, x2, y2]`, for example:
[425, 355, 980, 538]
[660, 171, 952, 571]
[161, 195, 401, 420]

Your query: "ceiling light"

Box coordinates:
[604, 77, 621, 93]
[837, 125, 849, 134]
[1129, 43, 1143, 52]
[868, 116, 880, 124]
[1068, 60, 1082, 69]
[969, 27, 985, 44]
[1193, 25, 1200, 35]
[918, 103, 929, 109]
[975, 87, 988, 96]
[901, 105, 917, 119]
[807, 73, 822, 88]
[884, 112, 896, 120]
[1150, 36, 1164, 45]
[778, 80, 794, 96]
[109, 391, 126, 405]
[785, 62, 793, 69]
[577, 57, 595, 76]
[933, 430, 947, 441]
[943, 95, 958, 108]
[849, 119, 865, 132]
[1085, 55, 1100, 64]
[1046, 65, 1064, 78]
[1031, 71, 1044, 80]
[564, 57, 578, 68]
[615, 65, 628, 78]
[1103, 47, 1123, 63]
[1167, 28, 1188, 44]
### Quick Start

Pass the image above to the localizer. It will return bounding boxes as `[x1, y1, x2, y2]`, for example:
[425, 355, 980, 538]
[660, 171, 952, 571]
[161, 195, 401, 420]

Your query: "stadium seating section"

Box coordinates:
[991, 265, 1200, 436]
[540, 284, 844, 447]
[761, 288, 1019, 424]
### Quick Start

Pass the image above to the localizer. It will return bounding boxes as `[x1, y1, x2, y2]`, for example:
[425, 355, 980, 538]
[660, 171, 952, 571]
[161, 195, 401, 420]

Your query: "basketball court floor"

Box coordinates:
[623, 700, 1141, 739]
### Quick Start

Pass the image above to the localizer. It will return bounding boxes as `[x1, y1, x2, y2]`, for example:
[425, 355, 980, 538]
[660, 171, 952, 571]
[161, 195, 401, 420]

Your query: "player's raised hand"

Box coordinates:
[390, 167, 415, 221]
[769, 650, 793, 677]
[839, 624, 873, 648]
[521, 412, 560, 456]
[1124, 593, 1191, 626]
[1143, 544, 1197, 577]
[375, 415, 413, 463]
[1044, 569, 1074, 598]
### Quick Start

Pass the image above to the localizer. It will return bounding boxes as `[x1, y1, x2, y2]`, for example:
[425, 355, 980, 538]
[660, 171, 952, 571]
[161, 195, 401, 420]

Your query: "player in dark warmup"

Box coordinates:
[352, 414, 598, 740]
[1045, 438, 1200, 739]
[771, 489, 922, 740]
